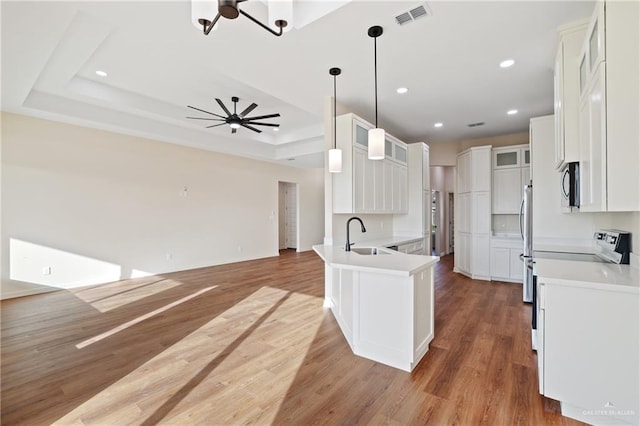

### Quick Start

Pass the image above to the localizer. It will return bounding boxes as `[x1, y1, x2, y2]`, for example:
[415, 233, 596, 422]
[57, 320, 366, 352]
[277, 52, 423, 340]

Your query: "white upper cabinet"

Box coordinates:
[333, 113, 408, 214]
[492, 144, 530, 214]
[576, 1, 640, 211]
[493, 168, 522, 214]
[554, 21, 588, 170]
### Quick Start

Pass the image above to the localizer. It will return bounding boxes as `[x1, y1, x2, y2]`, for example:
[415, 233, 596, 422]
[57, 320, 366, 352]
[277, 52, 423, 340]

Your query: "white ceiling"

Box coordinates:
[1, 0, 594, 168]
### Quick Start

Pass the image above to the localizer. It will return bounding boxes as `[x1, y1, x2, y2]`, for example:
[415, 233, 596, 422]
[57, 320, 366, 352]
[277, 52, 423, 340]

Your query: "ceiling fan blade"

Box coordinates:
[206, 123, 227, 128]
[245, 122, 280, 127]
[232, 128, 237, 134]
[186, 117, 226, 121]
[239, 103, 258, 118]
[187, 105, 226, 119]
[241, 123, 262, 133]
[244, 113, 280, 121]
[216, 98, 232, 117]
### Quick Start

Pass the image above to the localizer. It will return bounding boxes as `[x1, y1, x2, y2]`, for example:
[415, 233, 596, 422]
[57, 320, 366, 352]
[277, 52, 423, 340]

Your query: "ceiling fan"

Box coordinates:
[187, 97, 280, 134]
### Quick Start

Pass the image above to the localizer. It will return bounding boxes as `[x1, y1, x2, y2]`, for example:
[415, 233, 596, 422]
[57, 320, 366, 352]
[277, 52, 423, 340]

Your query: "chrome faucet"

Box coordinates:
[345, 216, 367, 251]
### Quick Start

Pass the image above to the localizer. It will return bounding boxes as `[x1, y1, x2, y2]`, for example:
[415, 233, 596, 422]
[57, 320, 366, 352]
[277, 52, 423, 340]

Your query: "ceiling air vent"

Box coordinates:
[467, 122, 486, 128]
[395, 3, 430, 26]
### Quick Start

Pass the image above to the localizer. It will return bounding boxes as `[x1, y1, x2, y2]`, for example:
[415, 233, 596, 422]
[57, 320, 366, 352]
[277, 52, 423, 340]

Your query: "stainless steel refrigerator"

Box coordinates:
[521, 181, 533, 303]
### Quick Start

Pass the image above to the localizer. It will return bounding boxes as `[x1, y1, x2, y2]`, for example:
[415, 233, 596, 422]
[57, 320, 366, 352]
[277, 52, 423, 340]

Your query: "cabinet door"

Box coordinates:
[383, 160, 394, 212]
[457, 233, 470, 273]
[373, 160, 384, 212]
[543, 284, 639, 421]
[580, 63, 607, 212]
[422, 146, 430, 190]
[394, 143, 407, 165]
[492, 168, 522, 214]
[554, 44, 565, 169]
[472, 192, 491, 234]
[457, 152, 471, 193]
[491, 247, 510, 280]
[399, 166, 408, 213]
[472, 148, 491, 192]
[354, 122, 369, 149]
[458, 193, 471, 233]
[509, 248, 523, 281]
[521, 147, 530, 167]
[363, 156, 376, 212]
[471, 235, 490, 277]
[493, 149, 520, 169]
[353, 148, 367, 212]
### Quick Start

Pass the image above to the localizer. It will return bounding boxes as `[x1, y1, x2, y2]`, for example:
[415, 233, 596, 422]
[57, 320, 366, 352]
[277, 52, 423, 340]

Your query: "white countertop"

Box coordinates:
[534, 258, 640, 294]
[313, 244, 439, 277]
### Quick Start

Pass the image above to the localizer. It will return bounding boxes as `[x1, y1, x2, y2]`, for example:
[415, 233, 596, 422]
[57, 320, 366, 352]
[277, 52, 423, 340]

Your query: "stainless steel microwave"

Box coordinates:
[561, 162, 580, 208]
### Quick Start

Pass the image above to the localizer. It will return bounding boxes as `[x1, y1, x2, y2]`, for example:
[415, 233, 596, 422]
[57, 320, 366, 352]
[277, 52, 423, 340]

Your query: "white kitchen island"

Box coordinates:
[313, 245, 439, 372]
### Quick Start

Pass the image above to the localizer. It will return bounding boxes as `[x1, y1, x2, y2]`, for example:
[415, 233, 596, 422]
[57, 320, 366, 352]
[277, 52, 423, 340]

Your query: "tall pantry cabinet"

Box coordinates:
[455, 146, 491, 280]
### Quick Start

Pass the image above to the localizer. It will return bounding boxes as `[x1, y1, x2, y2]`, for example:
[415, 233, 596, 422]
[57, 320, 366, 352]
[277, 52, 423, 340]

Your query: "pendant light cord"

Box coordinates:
[334, 74, 337, 150]
[374, 36, 378, 128]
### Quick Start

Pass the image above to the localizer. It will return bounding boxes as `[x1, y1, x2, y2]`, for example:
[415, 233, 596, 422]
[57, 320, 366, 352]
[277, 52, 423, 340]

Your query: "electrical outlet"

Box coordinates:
[180, 186, 188, 197]
[380, 221, 384, 230]
[237, 246, 242, 253]
[42, 266, 52, 275]
[166, 253, 173, 261]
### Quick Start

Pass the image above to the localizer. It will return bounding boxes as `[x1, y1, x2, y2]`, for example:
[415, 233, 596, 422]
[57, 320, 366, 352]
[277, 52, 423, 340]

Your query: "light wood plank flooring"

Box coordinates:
[1, 251, 583, 425]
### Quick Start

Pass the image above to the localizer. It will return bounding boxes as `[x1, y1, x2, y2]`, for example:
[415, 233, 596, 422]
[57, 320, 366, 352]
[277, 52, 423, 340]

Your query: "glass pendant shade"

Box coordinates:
[368, 128, 385, 160]
[328, 148, 342, 173]
[192, 0, 218, 30]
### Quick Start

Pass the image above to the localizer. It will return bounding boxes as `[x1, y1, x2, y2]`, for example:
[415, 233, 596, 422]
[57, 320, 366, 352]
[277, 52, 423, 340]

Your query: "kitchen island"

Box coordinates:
[313, 244, 439, 372]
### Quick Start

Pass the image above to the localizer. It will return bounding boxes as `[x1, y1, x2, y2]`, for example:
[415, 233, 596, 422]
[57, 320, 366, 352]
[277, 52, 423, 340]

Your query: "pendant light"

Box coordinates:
[329, 67, 343, 173]
[368, 25, 385, 160]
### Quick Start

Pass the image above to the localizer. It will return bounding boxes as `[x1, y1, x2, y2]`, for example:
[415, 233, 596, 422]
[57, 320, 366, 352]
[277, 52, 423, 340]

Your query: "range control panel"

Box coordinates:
[594, 230, 631, 264]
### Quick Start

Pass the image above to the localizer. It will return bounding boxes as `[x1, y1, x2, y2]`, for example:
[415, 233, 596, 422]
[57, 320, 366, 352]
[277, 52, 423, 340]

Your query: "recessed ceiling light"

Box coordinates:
[95, 70, 108, 77]
[507, 109, 518, 115]
[273, 127, 279, 131]
[434, 122, 443, 128]
[500, 59, 515, 68]
[396, 87, 408, 94]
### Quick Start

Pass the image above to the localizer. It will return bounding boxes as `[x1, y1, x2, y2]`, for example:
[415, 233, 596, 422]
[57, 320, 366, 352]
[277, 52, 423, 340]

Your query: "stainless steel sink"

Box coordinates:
[351, 247, 392, 255]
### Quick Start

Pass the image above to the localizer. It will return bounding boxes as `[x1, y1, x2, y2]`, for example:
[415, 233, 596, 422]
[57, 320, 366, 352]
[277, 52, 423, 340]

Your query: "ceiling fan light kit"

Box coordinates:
[367, 25, 385, 160]
[192, 0, 288, 37]
[186, 96, 280, 134]
[329, 67, 343, 174]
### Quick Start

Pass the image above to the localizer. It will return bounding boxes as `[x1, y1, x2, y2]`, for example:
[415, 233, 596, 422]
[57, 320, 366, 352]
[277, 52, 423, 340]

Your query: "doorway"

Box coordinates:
[278, 181, 298, 251]
[431, 190, 440, 255]
[448, 192, 454, 254]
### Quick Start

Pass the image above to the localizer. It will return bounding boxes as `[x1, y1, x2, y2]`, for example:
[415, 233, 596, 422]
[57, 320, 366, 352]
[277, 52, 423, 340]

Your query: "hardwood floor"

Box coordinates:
[1, 251, 583, 425]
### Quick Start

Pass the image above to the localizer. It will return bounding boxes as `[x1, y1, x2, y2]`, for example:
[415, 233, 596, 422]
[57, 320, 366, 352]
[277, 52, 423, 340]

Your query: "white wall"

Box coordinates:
[1, 113, 324, 297]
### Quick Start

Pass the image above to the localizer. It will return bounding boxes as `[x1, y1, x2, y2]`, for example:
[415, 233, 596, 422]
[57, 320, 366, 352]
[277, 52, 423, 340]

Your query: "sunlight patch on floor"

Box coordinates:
[70, 277, 183, 312]
[55, 286, 325, 425]
[75, 286, 218, 349]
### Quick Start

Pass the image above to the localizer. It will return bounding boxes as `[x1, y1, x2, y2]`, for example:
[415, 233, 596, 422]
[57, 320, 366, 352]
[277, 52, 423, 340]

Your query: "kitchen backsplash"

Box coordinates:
[492, 214, 520, 236]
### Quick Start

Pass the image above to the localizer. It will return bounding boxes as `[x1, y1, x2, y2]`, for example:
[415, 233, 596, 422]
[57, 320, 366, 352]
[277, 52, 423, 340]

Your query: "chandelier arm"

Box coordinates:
[238, 9, 284, 37]
[203, 13, 222, 35]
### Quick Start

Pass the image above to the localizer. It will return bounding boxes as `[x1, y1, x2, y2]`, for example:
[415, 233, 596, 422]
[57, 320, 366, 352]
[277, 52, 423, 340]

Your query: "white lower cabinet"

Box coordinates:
[471, 235, 490, 278]
[490, 238, 523, 283]
[538, 279, 639, 425]
[397, 239, 426, 255]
